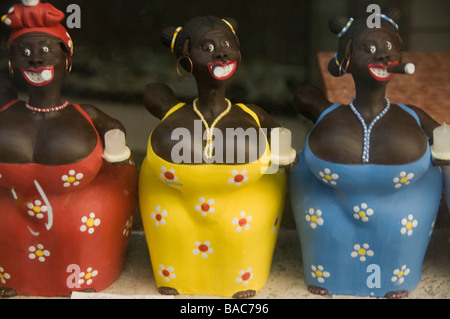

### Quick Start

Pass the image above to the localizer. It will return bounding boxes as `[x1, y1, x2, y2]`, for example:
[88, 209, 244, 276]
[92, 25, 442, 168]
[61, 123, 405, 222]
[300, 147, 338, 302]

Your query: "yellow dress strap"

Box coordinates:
[161, 102, 186, 121]
[236, 103, 271, 160]
[161, 102, 262, 128]
[235, 103, 262, 128]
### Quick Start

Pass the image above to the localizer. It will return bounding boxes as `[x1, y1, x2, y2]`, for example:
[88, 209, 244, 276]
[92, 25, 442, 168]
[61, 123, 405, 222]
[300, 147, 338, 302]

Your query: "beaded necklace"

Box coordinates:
[349, 97, 391, 164]
[193, 98, 232, 159]
[26, 100, 69, 113]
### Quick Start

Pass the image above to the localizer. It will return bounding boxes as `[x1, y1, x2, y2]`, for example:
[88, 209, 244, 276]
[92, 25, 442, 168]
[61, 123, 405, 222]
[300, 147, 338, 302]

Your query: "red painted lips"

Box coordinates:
[368, 61, 399, 82]
[21, 67, 54, 86]
[207, 61, 237, 80]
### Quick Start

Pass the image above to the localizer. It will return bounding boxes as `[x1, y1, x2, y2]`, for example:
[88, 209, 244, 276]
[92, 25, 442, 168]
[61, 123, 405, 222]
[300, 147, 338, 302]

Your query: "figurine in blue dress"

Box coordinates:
[291, 7, 443, 298]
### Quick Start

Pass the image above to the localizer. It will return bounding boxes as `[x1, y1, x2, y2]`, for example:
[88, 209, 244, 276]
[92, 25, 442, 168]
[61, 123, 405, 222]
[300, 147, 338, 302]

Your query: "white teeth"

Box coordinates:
[41, 70, 52, 81]
[370, 68, 391, 78]
[24, 69, 53, 84]
[212, 64, 234, 78]
[213, 66, 225, 78]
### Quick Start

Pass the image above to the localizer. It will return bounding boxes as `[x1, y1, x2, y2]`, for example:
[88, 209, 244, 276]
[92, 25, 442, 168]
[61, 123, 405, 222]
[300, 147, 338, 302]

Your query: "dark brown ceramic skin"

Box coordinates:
[0, 33, 125, 165]
[145, 26, 280, 165]
[295, 29, 439, 166]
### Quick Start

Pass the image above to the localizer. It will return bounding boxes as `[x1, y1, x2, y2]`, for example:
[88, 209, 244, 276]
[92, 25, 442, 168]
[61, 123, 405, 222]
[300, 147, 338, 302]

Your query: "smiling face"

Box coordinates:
[189, 28, 240, 83]
[10, 33, 67, 88]
[349, 29, 402, 84]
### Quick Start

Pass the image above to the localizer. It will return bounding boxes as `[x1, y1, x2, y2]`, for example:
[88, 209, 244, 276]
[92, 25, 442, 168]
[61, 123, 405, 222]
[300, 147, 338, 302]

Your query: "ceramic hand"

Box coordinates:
[102, 129, 131, 164]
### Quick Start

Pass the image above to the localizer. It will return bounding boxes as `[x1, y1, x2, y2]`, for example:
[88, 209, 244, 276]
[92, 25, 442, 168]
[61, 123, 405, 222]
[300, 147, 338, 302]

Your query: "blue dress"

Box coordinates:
[290, 103, 443, 297]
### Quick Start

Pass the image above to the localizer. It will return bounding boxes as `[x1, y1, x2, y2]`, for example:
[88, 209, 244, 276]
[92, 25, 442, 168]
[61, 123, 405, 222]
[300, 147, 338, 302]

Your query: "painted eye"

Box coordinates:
[386, 41, 393, 51]
[40, 46, 49, 54]
[204, 43, 215, 53]
[222, 40, 230, 48]
[23, 48, 31, 57]
[367, 45, 377, 55]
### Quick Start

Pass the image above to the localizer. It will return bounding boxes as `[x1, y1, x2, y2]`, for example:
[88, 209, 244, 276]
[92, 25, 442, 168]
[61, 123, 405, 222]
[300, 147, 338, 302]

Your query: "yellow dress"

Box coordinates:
[139, 103, 286, 297]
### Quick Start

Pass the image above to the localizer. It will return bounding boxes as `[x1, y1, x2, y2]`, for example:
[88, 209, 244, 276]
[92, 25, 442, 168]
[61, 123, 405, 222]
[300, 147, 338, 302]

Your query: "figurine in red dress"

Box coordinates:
[0, 0, 138, 297]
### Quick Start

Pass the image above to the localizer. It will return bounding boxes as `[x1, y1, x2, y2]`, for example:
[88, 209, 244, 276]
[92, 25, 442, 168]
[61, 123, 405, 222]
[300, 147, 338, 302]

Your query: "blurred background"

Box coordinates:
[1, 0, 449, 116]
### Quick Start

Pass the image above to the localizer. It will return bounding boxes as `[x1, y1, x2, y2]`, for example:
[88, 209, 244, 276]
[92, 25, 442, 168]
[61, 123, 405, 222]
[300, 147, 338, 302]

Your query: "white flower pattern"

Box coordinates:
[236, 268, 253, 286]
[393, 171, 414, 188]
[353, 203, 374, 222]
[228, 170, 248, 186]
[350, 243, 374, 262]
[151, 205, 168, 226]
[78, 267, 98, 286]
[193, 241, 213, 258]
[311, 265, 330, 283]
[27, 200, 48, 219]
[401, 214, 418, 236]
[158, 265, 176, 282]
[195, 197, 215, 217]
[232, 211, 252, 232]
[28, 244, 50, 262]
[62, 170, 84, 187]
[391, 265, 410, 285]
[80, 212, 101, 234]
[319, 168, 339, 185]
[305, 208, 324, 229]
[0, 267, 11, 285]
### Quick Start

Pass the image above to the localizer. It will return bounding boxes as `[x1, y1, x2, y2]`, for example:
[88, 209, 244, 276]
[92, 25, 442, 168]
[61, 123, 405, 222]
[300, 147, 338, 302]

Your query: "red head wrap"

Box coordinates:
[2, 0, 73, 55]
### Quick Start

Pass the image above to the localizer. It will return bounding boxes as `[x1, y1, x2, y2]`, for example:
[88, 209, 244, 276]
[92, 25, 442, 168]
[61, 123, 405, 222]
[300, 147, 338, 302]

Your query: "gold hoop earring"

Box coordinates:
[339, 55, 350, 76]
[8, 59, 14, 78]
[66, 56, 72, 76]
[176, 55, 193, 78]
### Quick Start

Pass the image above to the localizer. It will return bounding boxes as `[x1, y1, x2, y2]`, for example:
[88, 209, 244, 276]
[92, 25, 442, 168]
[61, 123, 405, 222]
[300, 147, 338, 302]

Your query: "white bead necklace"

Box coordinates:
[349, 97, 391, 164]
[193, 98, 232, 159]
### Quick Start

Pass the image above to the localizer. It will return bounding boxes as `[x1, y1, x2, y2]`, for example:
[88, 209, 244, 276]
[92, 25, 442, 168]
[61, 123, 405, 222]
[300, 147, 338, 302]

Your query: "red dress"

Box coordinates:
[0, 101, 138, 297]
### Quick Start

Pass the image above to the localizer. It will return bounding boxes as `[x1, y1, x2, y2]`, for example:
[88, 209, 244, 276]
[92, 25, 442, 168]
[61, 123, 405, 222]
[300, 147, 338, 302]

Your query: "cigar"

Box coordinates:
[388, 63, 415, 75]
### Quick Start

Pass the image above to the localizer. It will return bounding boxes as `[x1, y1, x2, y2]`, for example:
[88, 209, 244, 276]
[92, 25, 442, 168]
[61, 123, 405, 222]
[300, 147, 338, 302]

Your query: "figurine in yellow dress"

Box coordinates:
[139, 16, 294, 298]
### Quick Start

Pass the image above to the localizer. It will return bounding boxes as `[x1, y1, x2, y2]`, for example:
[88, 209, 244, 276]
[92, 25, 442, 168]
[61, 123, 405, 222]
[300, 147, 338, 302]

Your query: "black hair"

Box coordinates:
[160, 16, 239, 59]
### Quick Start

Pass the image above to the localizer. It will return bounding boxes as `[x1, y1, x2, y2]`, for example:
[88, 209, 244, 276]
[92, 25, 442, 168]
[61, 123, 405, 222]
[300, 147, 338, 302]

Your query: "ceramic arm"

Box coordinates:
[80, 104, 131, 163]
[407, 105, 450, 166]
[144, 83, 180, 120]
[293, 85, 333, 124]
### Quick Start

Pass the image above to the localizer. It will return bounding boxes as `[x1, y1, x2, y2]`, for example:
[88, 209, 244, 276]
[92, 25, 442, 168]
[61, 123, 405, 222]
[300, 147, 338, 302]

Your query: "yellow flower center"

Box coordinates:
[67, 176, 76, 183]
[0, 273, 4, 280]
[397, 271, 404, 278]
[358, 248, 367, 256]
[36, 250, 44, 257]
[400, 177, 408, 183]
[311, 216, 318, 223]
[85, 272, 92, 280]
[325, 175, 332, 181]
[86, 218, 95, 227]
[359, 211, 366, 218]
[33, 206, 41, 213]
[406, 221, 413, 230]
[316, 270, 323, 277]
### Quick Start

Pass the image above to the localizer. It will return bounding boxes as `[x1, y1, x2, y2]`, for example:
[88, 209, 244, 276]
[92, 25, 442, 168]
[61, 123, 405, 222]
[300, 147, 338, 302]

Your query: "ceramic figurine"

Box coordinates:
[139, 16, 295, 298]
[290, 7, 443, 298]
[0, 0, 138, 297]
